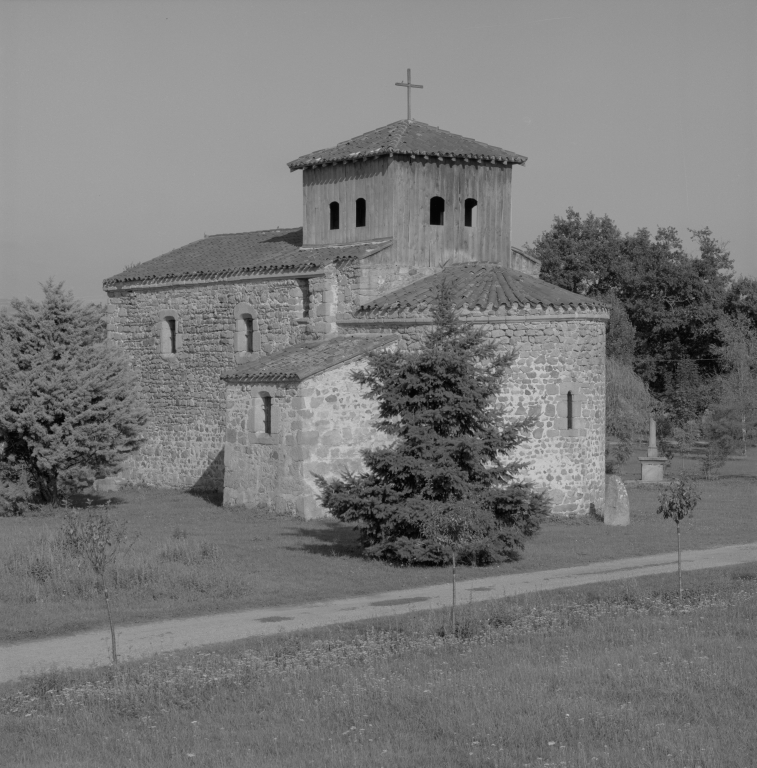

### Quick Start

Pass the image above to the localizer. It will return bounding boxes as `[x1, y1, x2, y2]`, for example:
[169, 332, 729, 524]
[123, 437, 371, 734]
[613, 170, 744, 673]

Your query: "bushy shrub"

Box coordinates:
[700, 434, 734, 479]
[315, 283, 549, 566]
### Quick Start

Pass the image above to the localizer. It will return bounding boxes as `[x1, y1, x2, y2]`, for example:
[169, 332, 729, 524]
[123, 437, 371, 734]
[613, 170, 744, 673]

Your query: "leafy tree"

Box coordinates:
[0, 281, 147, 505]
[724, 275, 757, 331]
[315, 284, 549, 565]
[528, 208, 627, 295]
[656, 476, 699, 599]
[622, 227, 732, 393]
[708, 315, 757, 455]
[605, 357, 652, 473]
[530, 211, 734, 402]
[661, 358, 715, 428]
[601, 292, 636, 365]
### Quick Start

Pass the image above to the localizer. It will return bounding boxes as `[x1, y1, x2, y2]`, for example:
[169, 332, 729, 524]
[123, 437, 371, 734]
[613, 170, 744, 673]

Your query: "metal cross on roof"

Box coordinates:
[395, 69, 423, 121]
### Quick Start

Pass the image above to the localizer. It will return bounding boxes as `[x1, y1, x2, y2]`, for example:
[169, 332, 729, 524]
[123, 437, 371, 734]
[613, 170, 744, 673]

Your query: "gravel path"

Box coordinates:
[2, 542, 756, 684]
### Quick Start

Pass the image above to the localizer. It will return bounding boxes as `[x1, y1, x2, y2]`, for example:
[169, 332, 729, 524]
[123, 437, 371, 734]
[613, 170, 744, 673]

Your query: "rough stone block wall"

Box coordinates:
[337, 308, 607, 516]
[492, 317, 606, 516]
[223, 383, 301, 514]
[336, 259, 438, 313]
[106, 272, 337, 491]
[224, 360, 389, 518]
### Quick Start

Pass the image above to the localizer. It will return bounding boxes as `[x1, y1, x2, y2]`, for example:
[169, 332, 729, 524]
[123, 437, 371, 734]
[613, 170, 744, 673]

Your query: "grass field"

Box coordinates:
[2, 563, 755, 767]
[0, 444, 757, 642]
[1, 445, 755, 644]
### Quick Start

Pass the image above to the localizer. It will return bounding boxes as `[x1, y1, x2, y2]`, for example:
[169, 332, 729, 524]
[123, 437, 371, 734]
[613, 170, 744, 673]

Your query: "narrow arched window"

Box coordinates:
[567, 391, 573, 430]
[355, 198, 366, 228]
[430, 196, 445, 226]
[234, 304, 259, 355]
[242, 315, 254, 353]
[297, 279, 311, 318]
[465, 198, 478, 227]
[262, 394, 272, 435]
[329, 201, 340, 230]
[161, 316, 177, 355]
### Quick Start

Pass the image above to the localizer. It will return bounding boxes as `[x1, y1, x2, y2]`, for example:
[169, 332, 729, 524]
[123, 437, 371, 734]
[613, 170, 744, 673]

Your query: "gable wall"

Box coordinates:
[106, 272, 338, 492]
[224, 359, 390, 518]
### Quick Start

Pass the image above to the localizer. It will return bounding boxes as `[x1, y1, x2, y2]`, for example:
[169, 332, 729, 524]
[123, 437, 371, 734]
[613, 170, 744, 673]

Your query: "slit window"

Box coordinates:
[430, 196, 445, 226]
[355, 198, 366, 228]
[567, 391, 573, 430]
[262, 395, 272, 435]
[161, 316, 177, 355]
[243, 315, 254, 353]
[329, 201, 340, 230]
[465, 198, 478, 227]
[298, 279, 311, 318]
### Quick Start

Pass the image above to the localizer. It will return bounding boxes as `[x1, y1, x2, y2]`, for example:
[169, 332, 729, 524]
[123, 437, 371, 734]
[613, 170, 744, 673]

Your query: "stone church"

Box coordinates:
[104, 119, 608, 517]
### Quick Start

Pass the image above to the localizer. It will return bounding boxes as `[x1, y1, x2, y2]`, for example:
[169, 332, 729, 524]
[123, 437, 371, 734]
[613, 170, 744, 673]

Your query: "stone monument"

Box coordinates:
[639, 417, 666, 482]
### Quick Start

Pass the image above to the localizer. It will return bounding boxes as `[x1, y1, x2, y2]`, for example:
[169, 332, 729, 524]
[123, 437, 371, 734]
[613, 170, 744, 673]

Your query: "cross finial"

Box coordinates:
[395, 68, 423, 121]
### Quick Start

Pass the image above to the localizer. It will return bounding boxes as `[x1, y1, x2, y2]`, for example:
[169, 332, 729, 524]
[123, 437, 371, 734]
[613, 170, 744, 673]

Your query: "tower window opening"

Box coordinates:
[465, 198, 478, 227]
[430, 196, 445, 226]
[567, 391, 573, 430]
[355, 198, 366, 228]
[329, 201, 340, 230]
[242, 315, 254, 353]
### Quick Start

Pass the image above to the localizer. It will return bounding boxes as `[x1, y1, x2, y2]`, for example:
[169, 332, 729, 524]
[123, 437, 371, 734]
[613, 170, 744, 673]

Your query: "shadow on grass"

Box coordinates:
[25, 494, 127, 515]
[283, 521, 365, 558]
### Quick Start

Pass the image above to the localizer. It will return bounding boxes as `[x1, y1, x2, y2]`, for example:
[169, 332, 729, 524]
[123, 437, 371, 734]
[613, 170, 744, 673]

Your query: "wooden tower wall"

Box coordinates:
[301, 156, 513, 268]
[389, 157, 512, 267]
[302, 158, 393, 245]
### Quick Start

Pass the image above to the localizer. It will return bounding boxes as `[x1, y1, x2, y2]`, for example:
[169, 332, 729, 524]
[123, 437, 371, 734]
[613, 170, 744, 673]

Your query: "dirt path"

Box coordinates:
[2, 542, 756, 684]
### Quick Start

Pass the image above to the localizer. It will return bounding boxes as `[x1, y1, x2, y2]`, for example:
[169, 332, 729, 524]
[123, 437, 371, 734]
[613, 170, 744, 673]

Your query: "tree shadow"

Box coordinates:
[282, 521, 365, 558]
[26, 493, 126, 515]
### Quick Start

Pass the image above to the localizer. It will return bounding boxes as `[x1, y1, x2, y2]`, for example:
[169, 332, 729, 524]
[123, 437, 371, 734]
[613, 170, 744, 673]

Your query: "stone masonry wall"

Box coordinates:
[224, 360, 389, 518]
[106, 271, 338, 491]
[337, 309, 607, 516]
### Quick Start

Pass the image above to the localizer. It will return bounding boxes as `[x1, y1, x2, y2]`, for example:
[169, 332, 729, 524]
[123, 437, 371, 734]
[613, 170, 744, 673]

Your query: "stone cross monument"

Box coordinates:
[639, 417, 666, 482]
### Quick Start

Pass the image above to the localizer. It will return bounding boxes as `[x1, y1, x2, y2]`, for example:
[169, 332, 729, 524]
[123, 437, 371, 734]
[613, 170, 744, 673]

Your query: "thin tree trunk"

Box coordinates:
[677, 521, 682, 601]
[102, 575, 118, 664]
[451, 549, 456, 636]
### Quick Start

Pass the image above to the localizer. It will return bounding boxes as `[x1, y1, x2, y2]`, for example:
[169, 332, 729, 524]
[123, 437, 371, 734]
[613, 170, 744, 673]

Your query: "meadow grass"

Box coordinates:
[0, 455, 755, 643]
[2, 564, 755, 767]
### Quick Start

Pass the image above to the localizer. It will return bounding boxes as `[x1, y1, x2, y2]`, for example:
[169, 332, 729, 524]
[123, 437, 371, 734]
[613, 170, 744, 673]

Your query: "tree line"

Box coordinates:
[528, 209, 757, 465]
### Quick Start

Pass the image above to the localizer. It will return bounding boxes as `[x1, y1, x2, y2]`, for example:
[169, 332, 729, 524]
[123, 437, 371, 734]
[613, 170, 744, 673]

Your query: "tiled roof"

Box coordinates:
[103, 229, 392, 287]
[358, 263, 606, 314]
[224, 334, 398, 383]
[288, 120, 527, 170]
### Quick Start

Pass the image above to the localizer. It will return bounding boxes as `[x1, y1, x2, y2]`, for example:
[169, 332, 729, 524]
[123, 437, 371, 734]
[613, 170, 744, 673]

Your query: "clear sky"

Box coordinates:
[1, 0, 755, 306]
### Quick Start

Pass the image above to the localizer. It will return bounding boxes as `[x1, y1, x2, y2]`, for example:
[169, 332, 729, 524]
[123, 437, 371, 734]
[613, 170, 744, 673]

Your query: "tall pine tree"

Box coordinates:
[0, 281, 147, 505]
[315, 283, 548, 565]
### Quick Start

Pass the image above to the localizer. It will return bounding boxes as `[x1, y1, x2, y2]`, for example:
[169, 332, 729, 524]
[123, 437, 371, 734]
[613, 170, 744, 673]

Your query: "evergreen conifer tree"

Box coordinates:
[315, 283, 549, 565]
[0, 281, 147, 505]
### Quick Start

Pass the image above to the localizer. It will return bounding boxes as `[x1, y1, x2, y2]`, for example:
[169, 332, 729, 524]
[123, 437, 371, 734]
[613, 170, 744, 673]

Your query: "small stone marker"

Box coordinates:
[604, 475, 630, 526]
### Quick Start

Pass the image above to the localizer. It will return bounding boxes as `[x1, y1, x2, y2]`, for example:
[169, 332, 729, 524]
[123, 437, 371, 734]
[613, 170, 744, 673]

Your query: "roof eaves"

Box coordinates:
[103, 262, 327, 290]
